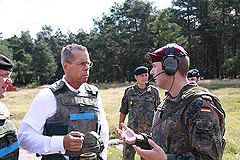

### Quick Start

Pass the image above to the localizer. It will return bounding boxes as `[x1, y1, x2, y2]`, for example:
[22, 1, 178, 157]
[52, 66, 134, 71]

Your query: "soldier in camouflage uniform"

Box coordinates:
[116, 43, 226, 160]
[119, 66, 161, 160]
[187, 69, 201, 84]
[18, 44, 109, 160]
[0, 54, 19, 159]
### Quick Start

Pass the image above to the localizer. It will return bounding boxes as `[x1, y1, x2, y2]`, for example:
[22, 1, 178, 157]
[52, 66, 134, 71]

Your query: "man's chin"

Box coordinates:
[0, 94, 5, 99]
[81, 78, 88, 84]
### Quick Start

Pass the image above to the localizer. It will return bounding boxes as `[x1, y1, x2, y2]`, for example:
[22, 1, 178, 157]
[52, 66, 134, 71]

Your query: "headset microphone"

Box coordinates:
[145, 71, 164, 87]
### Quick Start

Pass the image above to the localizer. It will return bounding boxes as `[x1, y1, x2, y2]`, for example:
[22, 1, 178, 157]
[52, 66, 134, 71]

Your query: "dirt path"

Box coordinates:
[19, 149, 41, 160]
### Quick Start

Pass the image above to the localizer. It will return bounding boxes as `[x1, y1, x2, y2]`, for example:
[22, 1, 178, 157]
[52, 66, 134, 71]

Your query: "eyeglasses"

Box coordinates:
[71, 61, 93, 68]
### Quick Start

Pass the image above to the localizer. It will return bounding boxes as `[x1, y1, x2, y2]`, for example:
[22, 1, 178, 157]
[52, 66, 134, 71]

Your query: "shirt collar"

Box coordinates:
[62, 75, 84, 93]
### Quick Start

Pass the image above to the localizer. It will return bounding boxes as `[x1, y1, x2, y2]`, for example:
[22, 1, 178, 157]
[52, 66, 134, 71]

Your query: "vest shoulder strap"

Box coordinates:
[48, 79, 65, 93]
[85, 83, 99, 96]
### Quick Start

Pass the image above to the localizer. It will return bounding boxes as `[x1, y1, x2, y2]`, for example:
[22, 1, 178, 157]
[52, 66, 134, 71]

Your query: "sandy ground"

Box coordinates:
[19, 149, 41, 160]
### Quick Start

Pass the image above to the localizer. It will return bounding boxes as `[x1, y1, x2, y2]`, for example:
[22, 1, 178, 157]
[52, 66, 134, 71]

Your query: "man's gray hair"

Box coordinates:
[61, 43, 88, 66]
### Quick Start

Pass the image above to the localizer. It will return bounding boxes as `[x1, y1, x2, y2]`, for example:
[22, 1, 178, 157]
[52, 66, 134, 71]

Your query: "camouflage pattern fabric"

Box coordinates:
[136, 83, 226, 160]
[120, 83, 161, 160]
[0, 101, 19, 160]
[44, 80, 101, 158]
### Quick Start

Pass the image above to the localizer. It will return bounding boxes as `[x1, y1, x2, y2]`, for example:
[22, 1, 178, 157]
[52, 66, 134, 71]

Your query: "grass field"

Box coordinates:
[2, 79, 240, 160]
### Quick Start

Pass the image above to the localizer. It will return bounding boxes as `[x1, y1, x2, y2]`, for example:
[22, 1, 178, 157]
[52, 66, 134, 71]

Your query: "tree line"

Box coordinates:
[0, 0, 239, 86]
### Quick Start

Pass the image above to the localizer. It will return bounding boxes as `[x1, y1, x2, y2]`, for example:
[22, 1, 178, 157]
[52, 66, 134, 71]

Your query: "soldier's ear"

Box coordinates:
[134, 75, 137, 81]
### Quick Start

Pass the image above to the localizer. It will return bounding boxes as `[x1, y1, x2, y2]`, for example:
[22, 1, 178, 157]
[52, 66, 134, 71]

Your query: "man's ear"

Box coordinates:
[62, 62, 68, 72]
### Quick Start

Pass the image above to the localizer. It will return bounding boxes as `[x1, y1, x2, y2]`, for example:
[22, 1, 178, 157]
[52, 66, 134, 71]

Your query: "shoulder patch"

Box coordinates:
[200, 107, 211, 112]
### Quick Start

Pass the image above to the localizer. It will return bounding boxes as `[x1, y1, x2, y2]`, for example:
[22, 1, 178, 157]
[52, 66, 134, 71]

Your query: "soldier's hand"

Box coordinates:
[63, 131, 84, 151]
[132, 139, 167, 160]
[115, 123, 136, 144]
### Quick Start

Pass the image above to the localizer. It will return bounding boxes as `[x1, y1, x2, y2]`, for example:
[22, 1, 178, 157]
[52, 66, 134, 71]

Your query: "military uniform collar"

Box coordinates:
[133, 82, 151, 94]
[178, 82, 198, 98]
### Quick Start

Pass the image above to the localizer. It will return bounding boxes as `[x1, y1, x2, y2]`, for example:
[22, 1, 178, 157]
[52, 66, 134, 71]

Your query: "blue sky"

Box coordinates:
[0, 0, 172, 39]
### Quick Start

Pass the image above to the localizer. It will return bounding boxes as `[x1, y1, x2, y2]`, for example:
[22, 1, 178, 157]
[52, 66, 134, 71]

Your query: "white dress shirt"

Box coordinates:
[17, 77, 109, 160]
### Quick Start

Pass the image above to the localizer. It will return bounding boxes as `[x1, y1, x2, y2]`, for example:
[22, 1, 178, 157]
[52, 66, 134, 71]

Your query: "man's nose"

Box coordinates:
[150, 68, 154, 75]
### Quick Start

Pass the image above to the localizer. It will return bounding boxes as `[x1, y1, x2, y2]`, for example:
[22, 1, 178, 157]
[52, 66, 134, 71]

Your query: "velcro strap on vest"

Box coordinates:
[61, 95, 96, 106]
[0, 141, 19, 158]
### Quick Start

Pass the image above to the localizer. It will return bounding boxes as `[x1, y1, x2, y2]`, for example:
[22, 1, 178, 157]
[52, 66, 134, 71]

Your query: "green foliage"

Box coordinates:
[32, 40, 57, 85]
[0, 0, 239, 86]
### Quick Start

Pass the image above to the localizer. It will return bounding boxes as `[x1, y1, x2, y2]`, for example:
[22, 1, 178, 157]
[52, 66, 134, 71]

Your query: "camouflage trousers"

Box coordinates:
[123, 142, 144, 160]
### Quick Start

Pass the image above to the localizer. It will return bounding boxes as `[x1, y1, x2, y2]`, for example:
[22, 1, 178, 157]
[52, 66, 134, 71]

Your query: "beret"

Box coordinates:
[0, 54, 14, 71]
[146, 43, 188, 63]
[187, 69, 200, 78]
[134, 66, 148, 75]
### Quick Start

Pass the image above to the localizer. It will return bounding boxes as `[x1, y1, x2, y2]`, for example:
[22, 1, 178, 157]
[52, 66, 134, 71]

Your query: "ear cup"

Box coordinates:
[162, 43, 178, 75]
[162, 55, 178, 75]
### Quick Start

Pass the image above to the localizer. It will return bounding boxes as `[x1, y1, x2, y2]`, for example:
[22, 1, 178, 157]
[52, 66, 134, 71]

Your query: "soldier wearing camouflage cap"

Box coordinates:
[116, 43, 226, 160]
[119, 66, 161, 160]
[0, 54, 19, 159]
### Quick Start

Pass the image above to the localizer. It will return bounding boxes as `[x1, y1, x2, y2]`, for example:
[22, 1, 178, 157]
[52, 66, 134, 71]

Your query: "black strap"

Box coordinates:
[89, 131, 105, 154]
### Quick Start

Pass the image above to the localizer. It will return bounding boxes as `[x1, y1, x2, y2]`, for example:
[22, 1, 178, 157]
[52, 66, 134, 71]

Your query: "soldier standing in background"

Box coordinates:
[116, 43, 226, 160]
[0, 54, 19, 159]
[119, 66, 161, 160]
[187, 69, 201, 84]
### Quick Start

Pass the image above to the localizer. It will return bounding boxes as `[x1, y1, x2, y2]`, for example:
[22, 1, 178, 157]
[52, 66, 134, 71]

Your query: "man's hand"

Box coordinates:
[115, 123, 136, 144]
[132, 139, 167, 160]
[63, 131, 84, 151]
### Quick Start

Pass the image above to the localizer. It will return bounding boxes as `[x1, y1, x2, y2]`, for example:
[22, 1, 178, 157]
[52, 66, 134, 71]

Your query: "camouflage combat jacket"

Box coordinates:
[44, 80, 102, 157]
[120, 83, 161, 133]
[0, 101, 19, 160]
[135, 83, 226, 160]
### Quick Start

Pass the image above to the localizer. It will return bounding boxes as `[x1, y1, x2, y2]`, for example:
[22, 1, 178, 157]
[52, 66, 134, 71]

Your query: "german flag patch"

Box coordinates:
[201, 107, 211, 112]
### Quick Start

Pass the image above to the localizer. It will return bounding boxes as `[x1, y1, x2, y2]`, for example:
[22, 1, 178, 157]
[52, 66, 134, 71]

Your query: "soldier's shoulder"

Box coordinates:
[184, 95, 216, 116]
[149, 85, 160, 92]
[0, 101, 10, 119]
[125, 85, 135, 92]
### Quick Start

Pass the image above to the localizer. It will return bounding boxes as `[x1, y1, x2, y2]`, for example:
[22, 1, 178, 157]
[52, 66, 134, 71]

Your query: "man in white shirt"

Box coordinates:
[17, 44, 109, 160]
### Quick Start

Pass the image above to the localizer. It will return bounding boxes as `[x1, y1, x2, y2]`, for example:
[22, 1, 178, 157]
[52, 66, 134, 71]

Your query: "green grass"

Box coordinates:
[3, 80, 240, 159]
